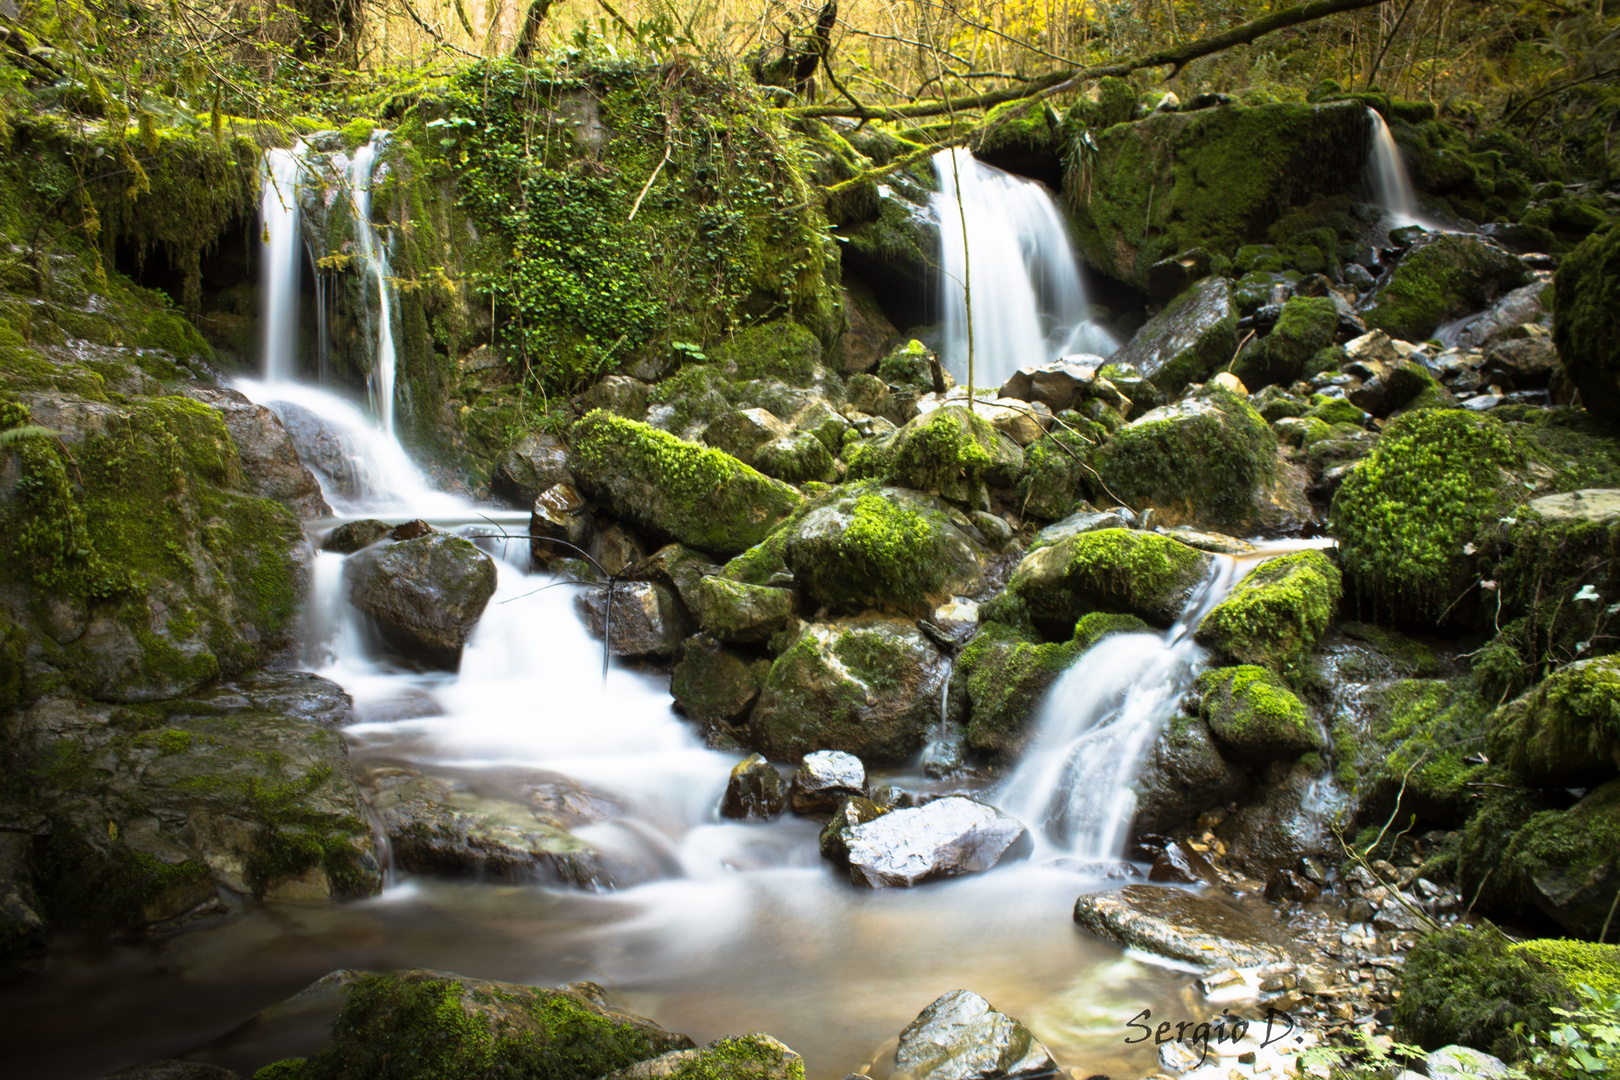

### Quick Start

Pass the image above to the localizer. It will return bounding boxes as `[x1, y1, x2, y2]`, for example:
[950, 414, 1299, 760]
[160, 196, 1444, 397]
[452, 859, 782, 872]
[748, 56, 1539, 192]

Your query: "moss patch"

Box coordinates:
[1195, 550, 1341, 674]
[1007, 527, 1213, 631]
[1395, 923, 1571, 1059]
[1197, 665, 1320, 760]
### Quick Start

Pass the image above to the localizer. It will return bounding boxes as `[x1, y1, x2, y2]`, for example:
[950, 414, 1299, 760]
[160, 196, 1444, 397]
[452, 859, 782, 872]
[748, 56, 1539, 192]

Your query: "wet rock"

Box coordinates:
[626, 544, 721, 615]
[1030, 507, 1133, 547]
[0, 832, 46, 979]
[1006, 527, 1214, 631]
[819, 796, 887, 863]
[1551, 227, 1620, 420]
[530, 482, 596, 567]
[577, 581, 684, 658]
[185, 386, 330, 518]
[600, 1034, 804, 1080]
[1364, 234, 1532, 342]
[492, 429, 572, 508]
[1234, 296, 1338, 390]
[96, 1063, 241, 1080]
[751, 618, 948, 764]
[1000, 356, 1102, 413]
[704, 407, 793, 463]
[571, 411, 802, 558]
[721, 755, 788, 820]
[1195, 549, 1342, 672]
[594, 522, 648, 576]
[893, 989, 1057, 1080]
[1264, 868, 1322, 904]
[1216, 768, 1339, 880]
[671, 635, 764, 728]
[1110, 277, 1237, 397]
[1483, 337, 1558, 389]
[322, 518, 392, 554]
[1145, 839, 1219, 885]
[1133, 712, 1248, 835]
[843, 797, 1031, 887]
[389, 519, 433, 542]
[1071, 884, 1300, 970]
[345, 534, 498, 670]
[1154, 526, 1255, 555]
[790, 750, 868, 813]
[295, 970, 695, 1080]
[694, 577, 795, 644]
[1442, 281, 1551, 351]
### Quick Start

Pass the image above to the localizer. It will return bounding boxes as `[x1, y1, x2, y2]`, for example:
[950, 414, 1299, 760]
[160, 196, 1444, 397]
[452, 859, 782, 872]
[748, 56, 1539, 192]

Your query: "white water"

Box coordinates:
[259, 145, 306, 383]
[932, 148, 1117, 392]
[1365, 109, 1423, 228]
[348, 134, 400, 436]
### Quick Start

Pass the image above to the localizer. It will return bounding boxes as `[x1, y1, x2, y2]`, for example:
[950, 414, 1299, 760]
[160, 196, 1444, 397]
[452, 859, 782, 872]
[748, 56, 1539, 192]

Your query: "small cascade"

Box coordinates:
[259, 144, 307, 382]
[1365, 109, 1422, 227]
[932, 148, 1117, 392]
[347, 132, 400, 436]
[997, 557, 1246, 861]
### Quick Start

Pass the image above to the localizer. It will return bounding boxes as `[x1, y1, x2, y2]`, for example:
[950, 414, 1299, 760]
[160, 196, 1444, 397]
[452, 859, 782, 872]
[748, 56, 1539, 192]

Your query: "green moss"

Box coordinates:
[1349, 678, 1491, 826]
[1512, 940, 1620, 998]
[957, 622, 1080, 759]
[881, 406, 1021, 503]
[1304, 396, 1368, 427]
[1072, 611, 1152, 649]
[33, 827, 212, 933]
[876, 339, 936, 392]
[1487, 655, 1620, 787]
[1395, 923, 1571, 1059]
[1234, 296, 1338, 388]
[1008, 527, 1212, 630]
[253, 1061, 308, 1080]
[1365, 234, 1532, 341]
[1197, 665, 1320, 759]
[1195, 550, 1341, 673]
[1013, 426, 1096, 521]
[710, 320, 822, 384]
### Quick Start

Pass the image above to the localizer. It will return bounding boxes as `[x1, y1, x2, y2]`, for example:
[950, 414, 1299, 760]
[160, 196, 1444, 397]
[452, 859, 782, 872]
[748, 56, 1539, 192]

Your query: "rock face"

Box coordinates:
[1006, 528, 1214, 630]
[750, 619, 948, 764]
[1552, 226, 1620, 420]
[184, 386, 331, 518]
[1110, 277, 1238, 397]
[571, 410, 802, 557]
[345, 534, 498, 670]
[295, 970, 696, 1080]
[578, 581, 684, 658]
[722, 755, 788, 819]
[491, 429, 572, 508]
[842, 797, 1031, 887]
[789, 750, 867, 813]
[1071, 884, 1299, 970]
[1364, 234, 1532, 342]
[1488, 655, 1620, 788]
[1196, 549, 1342, 672]
[893, 990, 1058, 1080]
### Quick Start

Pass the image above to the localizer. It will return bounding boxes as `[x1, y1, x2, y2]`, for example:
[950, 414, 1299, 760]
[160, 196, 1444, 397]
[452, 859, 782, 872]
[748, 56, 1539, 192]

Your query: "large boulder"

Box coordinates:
[344, 534, 498, 670]
[1488, 655, 1620, 788]
[183, 386, 330, 518]
[893, 990, 1057, 1080]
[1094, 386, 1304, 532]
[570, 410, 802, 558]
[1071, 884, 1300, 970]
[1005, 528, 1214, 631]
[491, 429, 572, 508]
[857, 406, 1024, 502]
[1195, 549, 1342, 673]
[1197, 665, 1321, 761]
[295, 970, 696, 1080]
[842, 797, 1031, 887]
[749, 618, 947, 764]
[1552, 226, 1620, 420]
[703, 407, 793, 463]
[1109, 277, 1238, 398]
[1065, 102, 1372, 291]
[1364, 234, 1531, 342]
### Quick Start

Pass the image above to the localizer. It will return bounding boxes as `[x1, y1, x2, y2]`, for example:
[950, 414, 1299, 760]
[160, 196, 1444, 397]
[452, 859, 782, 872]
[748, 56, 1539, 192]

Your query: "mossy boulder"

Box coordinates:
[1394, 923, 1573, 1059]
[1232, 296, 1339, 390]
[1093, 386, 1301, 531]
[1488, 655, 1620, 788]
[748, 617, 948, 764]
[753, 432, 836, 484]
[1336, 678, 1491, 828]
[877, 339, 938, 393]
[1195, 550, 1342, 673]
[602, 1034, 805, 1080]
[1005, 528, 1213, 631]
[1197, 666, 1321, 761]
[344, 534, 498, 670]
[1552, 226, 1620, 420]
[709, 322, 825, 386]
[571, 410, 802, 558]
[1064, 102, 1372, 291]
[670, 635, 764, 729]
[1013, 427, 1097, 522]
[1510, 939, 1620, 999]
[863, 406, 1024, 502]
[693, 577, 794, 645]
[953, 623, 1080, 760]
[1108, 277, 1237, 398]
[1364, 234, 1532, 342]
[297, 970, 695, 1080]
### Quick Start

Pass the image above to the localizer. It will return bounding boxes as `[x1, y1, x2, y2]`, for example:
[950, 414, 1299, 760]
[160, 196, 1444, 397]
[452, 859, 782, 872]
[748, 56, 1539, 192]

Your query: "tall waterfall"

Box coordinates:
[259, 145, 306, 383]
[1365, 109, 1422, 227]
[932, 148, 1116, 392]
[348, 133, 400, 436]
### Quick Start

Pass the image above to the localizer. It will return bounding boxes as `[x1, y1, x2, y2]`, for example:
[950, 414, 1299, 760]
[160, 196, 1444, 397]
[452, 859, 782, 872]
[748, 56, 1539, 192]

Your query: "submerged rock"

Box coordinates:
[843, 796, 1031, 887]
[789, 750, 867, 813]
[893, 989, 1057, 1080]
[721, 755, 788, 820]
[345, 534, 498, 670]
[1071, 884, 1299, 970]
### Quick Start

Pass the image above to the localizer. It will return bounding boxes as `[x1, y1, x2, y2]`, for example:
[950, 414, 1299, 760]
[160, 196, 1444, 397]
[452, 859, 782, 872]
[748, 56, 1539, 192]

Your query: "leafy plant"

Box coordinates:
[1524, 985, 1620, 1079]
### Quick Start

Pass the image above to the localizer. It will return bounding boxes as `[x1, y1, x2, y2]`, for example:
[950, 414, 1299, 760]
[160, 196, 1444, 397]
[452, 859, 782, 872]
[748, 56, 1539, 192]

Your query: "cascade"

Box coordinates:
[259, 144, 306, 383]
[348, 132, 400, 436]
[932, 148, 1117, 392]
[1365, 109, 1423, 227]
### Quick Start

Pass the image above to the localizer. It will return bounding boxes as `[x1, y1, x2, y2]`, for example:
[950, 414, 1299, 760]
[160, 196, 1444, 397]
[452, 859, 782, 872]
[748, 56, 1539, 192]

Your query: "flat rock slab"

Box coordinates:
[1072, 884, 1300, 970]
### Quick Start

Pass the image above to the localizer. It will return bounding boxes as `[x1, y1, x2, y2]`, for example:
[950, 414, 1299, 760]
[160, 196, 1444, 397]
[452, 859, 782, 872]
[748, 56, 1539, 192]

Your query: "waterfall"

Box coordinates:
[1365, 109, 1422, 227]
[932, 148, 1116, 393]
[997, 558, 1245, 861]
[348, 133, 400, 436]
[259, 144, 306, 383]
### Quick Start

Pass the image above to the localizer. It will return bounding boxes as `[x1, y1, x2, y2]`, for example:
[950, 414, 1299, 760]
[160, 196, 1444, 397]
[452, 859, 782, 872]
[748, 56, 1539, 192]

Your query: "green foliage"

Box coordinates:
[1552, 225, 1620, 418]
[1525, 985, 1620, 1080]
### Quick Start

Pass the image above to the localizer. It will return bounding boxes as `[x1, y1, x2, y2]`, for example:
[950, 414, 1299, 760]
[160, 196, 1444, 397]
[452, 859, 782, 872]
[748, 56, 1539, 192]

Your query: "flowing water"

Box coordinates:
[347, 134, 400, 436]
[1365, 109, 1424, 229]
[932, 148, 1117, 391]
[259, 145, 306, 383]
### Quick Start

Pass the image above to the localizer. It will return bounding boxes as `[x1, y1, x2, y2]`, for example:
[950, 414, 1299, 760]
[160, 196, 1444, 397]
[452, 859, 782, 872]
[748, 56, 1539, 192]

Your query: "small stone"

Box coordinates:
[789, 750, 866, 814]
[720, 755, 787, 820]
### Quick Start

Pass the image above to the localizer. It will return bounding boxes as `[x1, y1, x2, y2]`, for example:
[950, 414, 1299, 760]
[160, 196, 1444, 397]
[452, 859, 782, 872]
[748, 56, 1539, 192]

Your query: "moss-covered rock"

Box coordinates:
[1364, 234, 1532, 342]
[1552, 226, 1620, 420]
[1197, 666, 1321, 760]
[1336, 678, 1491, 827]
[748, 617, 947, 764]
[877, 339, 938, 393]
[1064, 102, 1372, 291]
[1013, 427, 1097, 522]
[1510, 939, 1620, 999]
[1133, 709, 1248, 835]
[709, 322, 825, 386]
[570, 410, 802, 558]
[753, 432, 836, 484]
[954, 623, 1080, 760]
[1006, 528, 1213, 631]
[1195, 550, 1342, 673]
[670, 634, 764, 729]
[1232, 296, 1338, 390]
[866, 406, 1024, 502]
[1108, 277, 1237, 398]
[602, 1034, 805, 1080]
[693, 578, 795, 645]
[1488, 655, 1620, 788]
[298, 969, 695, 1080]
[1094, 386, 1300, 531]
